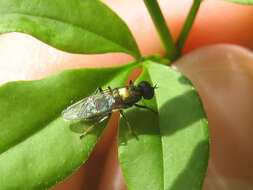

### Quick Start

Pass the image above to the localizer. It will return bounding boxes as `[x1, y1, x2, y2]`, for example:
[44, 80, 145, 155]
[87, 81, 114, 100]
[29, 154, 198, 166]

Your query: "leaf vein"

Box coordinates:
[0, 12, 132, 54]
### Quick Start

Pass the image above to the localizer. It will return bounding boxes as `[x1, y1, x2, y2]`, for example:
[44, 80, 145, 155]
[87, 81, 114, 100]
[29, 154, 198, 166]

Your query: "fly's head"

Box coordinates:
[137, 81, 158, 100]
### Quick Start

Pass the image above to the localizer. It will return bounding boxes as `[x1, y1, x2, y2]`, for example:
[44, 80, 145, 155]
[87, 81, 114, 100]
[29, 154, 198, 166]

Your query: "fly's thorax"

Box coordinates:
[113, 86, 142, 106]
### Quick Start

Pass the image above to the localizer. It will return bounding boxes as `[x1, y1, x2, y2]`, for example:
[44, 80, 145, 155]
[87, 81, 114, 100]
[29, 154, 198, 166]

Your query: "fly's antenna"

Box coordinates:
[153, 83, 158, 90]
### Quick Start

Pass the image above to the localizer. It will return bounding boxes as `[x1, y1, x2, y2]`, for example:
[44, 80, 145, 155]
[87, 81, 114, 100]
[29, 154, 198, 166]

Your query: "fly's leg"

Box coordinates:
[120, 110, 138, 139]
[107, 86, 112, 93]
[95, 87, 103, 94]
[80, 114, 110, 139]
[134, 104, 157, 114]
[99, 87, 103, 93]
[129, 80, 133, 85]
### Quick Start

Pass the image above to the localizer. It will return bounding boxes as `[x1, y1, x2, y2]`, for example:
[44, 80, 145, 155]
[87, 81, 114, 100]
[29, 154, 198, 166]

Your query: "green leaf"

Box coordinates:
[0, 62, 137, 190]
[225, 0, 253, 4]
[118, 61, 209, 190]
[0, 0, 141, 59]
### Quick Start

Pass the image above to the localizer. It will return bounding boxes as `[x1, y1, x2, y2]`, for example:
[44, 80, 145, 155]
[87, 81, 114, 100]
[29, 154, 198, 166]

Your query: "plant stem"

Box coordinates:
[176, 0, 202, 55]
[143, 0, 178, 62]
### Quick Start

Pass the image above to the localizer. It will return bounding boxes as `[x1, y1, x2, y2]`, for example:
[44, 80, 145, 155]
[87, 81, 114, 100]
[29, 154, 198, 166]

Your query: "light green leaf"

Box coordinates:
[0, 0, 140, 59]
[118, 61, 209, 190]
[0, 62, 137, 190]
[225, 0, 253, 4]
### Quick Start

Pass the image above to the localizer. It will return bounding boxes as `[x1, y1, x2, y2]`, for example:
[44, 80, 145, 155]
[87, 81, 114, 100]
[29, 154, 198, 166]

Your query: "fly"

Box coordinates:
[62, 80, 157, 138]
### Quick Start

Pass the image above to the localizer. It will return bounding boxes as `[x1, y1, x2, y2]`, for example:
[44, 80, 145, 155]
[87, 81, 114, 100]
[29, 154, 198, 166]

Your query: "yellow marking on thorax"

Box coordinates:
[118, 88, 129, 101]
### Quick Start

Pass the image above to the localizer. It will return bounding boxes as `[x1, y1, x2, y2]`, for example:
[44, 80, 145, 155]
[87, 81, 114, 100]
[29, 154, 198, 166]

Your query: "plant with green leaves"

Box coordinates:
[0, 0, 251, 189]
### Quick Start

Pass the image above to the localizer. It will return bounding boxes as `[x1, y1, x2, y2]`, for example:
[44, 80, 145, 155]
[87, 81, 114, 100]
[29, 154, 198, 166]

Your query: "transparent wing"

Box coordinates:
[62, 97, 89, 121]
[62, 91, 116, 121]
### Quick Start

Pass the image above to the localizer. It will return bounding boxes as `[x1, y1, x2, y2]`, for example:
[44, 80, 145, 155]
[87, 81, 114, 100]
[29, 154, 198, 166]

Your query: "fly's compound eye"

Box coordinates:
[138, 81, 154, 100]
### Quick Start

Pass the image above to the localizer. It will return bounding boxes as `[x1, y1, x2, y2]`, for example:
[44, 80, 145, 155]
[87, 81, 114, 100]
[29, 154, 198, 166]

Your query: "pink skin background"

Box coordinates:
[0, 0, 253, 189]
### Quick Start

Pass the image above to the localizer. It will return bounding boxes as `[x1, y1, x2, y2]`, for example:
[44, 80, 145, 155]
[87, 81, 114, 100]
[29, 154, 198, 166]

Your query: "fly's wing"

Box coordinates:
[62, 97, 89, 121]
[62, 92, 116, 121]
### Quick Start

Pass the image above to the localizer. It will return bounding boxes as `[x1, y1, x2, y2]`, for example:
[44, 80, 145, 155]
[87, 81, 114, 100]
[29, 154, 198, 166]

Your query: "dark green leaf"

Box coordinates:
[118, 61, 209, 190]
[225, 0, 253, 4]
[0, 0, 140, 59]
[0, 62, 137, 189]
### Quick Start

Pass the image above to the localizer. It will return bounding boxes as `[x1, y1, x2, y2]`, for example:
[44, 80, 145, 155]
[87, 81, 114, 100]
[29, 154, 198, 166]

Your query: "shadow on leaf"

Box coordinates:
[118, 89, 206, 144]
[159, 89, 206, 136]
[68, 117, 109, 138]
[168, 140, 209, 190]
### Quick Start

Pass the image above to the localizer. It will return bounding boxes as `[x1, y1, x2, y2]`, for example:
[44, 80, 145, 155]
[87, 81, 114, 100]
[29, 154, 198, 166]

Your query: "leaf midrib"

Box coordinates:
[0, 12, 133, 54]
[145, 66, 165, 190]
[0, 113, 62, 156]
[0, 71, 130, 156]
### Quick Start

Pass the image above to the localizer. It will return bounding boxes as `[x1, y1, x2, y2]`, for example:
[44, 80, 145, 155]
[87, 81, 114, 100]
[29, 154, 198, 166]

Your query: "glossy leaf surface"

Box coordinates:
[118, 61, 209, 190]
[0, 0, 140, 58]
[0, 63, 137, 189]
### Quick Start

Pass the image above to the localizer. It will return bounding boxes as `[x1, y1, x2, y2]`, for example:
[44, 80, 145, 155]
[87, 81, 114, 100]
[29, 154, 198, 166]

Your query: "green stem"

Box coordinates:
[143, 0, 178, 62]
[176, 0, 202, 55]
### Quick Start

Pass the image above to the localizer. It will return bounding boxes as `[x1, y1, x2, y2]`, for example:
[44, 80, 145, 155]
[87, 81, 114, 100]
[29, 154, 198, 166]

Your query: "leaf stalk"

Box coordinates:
[143, 0, 178, 62]
[176, 0, 202, 55]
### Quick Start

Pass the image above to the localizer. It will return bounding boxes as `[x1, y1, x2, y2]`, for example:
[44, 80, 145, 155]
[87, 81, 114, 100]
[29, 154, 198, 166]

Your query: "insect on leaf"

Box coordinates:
[118, 61, 209, 190]
[0, 62, 138, 190]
